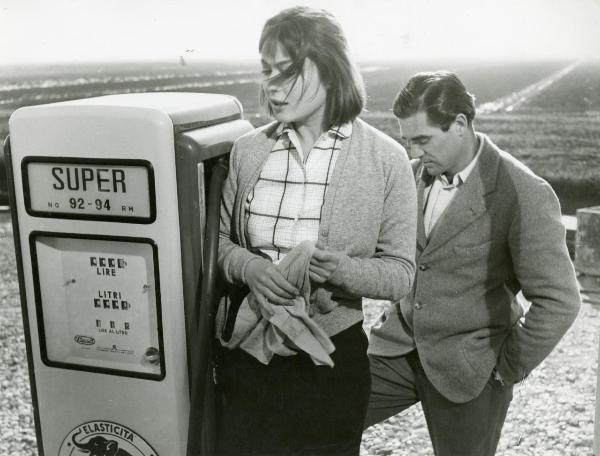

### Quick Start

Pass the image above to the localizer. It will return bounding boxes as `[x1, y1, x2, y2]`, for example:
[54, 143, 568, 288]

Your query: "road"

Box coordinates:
[478, 62, 580, 114]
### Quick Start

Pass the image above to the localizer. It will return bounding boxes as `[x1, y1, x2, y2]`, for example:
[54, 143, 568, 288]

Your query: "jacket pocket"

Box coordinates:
[453, 240, 495, 256]
[460, 335, 498, 378]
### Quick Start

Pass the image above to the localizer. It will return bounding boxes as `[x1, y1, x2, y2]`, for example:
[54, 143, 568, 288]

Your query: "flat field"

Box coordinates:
[523, 60, 600, 112]
[0, 60, 600, 454]
[361, 110, 600, 214]
[1, 59, 599, 212]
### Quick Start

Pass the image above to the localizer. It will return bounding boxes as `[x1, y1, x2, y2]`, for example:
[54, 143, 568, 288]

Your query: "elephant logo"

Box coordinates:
[59, 421, 158, 456]
[71, 431, 132, 456]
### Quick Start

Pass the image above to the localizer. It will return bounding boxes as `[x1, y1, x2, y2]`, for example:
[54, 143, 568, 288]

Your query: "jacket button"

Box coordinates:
[419, 264, 429, 271]
[414, 302, 422, 310]
[321, 228, 329, 237]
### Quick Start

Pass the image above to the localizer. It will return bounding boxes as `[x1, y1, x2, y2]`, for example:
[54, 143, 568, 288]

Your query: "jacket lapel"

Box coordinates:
[421, 135, 499, 255]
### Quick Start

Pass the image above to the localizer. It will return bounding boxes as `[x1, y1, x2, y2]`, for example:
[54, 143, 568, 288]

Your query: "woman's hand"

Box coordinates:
[245, 258, 299, 315]
[309, 248, 342, 283]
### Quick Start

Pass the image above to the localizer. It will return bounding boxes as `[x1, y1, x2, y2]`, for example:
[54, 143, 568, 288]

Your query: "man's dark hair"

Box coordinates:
[259, 6, 365, 128]
[393, 71, 476, 131]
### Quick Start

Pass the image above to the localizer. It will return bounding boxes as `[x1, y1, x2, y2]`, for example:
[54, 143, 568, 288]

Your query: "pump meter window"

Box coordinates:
[22, 157, 156, 223]
[30, 233, 164, 380]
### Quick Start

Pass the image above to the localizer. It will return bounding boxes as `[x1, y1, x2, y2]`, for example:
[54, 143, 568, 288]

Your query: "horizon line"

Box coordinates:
[0, 56, 592, 69]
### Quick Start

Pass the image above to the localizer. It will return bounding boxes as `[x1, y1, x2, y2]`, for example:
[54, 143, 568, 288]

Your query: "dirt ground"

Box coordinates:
[1, 215, 598, 455]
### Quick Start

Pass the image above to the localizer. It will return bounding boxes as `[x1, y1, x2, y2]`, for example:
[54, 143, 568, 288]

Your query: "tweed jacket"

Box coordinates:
[217, 118, 417, 337]
[369, 133, 581, 403]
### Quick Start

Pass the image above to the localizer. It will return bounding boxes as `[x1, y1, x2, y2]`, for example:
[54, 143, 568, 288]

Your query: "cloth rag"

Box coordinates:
[219, 241, 336, 366]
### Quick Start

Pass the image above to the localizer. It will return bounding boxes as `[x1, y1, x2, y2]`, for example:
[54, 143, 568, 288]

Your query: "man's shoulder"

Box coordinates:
[479, 133, 558, 212]
[480, 133, 547, 188]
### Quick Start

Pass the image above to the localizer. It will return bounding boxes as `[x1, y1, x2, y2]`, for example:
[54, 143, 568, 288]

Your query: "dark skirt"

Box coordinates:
[215, 322, 371, 456]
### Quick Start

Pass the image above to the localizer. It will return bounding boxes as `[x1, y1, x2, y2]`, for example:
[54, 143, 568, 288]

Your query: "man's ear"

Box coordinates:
[453, 113, 469, 136]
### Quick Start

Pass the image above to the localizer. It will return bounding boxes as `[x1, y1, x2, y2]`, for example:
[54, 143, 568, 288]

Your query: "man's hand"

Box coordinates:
[309, 248, 342, 283]
[245, 257, 299, 316]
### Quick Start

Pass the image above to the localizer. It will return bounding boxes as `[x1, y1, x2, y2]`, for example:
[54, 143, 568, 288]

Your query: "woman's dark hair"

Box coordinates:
[392, 71, 476, 131]
[259, 7, 365, 128]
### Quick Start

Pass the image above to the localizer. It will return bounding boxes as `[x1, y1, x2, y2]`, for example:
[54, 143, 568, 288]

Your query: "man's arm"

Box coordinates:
[497, 179, 581, 384]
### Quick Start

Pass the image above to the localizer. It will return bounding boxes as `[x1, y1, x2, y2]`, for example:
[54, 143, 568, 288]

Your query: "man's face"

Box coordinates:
[399, 111, 465, 177]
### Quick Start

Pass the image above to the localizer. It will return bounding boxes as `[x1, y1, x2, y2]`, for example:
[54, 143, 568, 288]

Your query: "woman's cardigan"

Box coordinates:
[217, 117, 417, 336]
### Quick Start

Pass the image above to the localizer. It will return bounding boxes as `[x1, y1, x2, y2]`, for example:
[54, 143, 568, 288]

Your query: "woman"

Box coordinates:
[215, 6, 417, 455]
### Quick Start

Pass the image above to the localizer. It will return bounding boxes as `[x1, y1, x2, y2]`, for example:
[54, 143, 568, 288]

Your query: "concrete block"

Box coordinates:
[575, 206, 600, 276]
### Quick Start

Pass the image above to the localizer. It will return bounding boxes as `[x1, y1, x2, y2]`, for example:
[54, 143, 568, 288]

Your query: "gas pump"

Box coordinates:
[5, 92, 253, 455]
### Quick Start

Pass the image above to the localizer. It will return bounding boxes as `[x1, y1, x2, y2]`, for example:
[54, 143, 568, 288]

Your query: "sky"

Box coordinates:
[1, 0, 599, 65]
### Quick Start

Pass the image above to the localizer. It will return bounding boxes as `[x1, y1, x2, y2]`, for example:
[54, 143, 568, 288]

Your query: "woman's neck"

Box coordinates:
[293, 115, 326, 156]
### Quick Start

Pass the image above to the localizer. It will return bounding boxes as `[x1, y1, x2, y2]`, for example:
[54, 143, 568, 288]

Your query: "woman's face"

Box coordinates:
[260, 42, 327, 128]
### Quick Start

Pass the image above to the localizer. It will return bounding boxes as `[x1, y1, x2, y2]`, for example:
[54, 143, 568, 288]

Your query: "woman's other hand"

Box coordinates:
[244, 258, 299, 314]
[309, 248, 341, 283]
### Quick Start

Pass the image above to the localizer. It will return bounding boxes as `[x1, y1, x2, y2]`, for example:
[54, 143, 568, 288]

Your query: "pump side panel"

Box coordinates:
[9, 104, 188, 455]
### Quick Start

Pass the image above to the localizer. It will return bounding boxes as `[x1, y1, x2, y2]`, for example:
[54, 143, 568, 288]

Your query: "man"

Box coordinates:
[366, 71, 581, 455]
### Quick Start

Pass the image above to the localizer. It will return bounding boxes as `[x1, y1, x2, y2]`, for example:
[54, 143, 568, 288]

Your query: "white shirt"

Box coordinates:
[245, 123, 351, 262]
[423, 135, 484, 236]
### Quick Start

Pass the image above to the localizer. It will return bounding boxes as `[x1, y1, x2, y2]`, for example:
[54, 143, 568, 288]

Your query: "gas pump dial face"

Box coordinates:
[30, 233, 165, 380]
